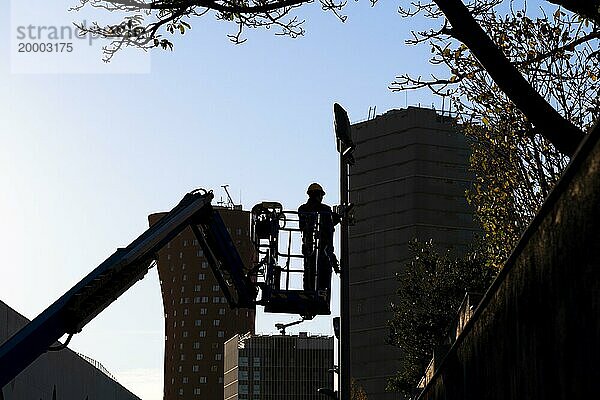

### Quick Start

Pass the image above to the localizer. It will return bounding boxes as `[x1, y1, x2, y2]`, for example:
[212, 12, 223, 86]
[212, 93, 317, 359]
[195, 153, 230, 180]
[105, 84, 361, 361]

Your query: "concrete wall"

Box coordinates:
[417, 123, 600, 400]
[0, 301, 139, 400]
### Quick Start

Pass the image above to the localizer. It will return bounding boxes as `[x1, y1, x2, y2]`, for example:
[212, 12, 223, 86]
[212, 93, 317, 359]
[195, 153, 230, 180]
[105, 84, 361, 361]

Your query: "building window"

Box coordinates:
[253, 357, 260, 367]
[192, 365, 199, 372]
[211, 365, 218, 372]
[179, 252, 184, 259]
[212, 297, 220, 303]
[167, 242, 171, 249]
[236, 228, 242, 235]
[199, 331, 206, 337]
[200, 308, 207, 315]
[253, 385, 260, 394]
[240, 357, 248, 367]
[219, 308, 226, 315]
[182, 377, 189, 384]
[167, 254, 171, 260]
[239, 371, 248, 380]
[194, 297, 201, 304]
[213, 319, 220, 327]
[202, 297, 209, 303]
[193, 388, 201, 395]
[198, 273, 205, 281]
[218, 331, 224, 338]
[184, 298, 190, 304]
[180, 354, 185, 361]
[194, 285, 201, 292]
[215, 353, 222, 361]
[178, 365, 182, 372]
[253, 371, 260, 381]
[182, 274, 187, 281]
[183, 240, 188, 247]
[179, 343, 184, 350]
[195, 319, 202, 327]
[221, 297, 227, 303]
[182, 263, 186, 270]
[178, 388, 183, 396]
[181, 320, 185, 327]
[193, 239, 198, 246]
[184, 308, 189, 316]
[212, 285, 220, 292]
[239, 384, 248, 395]
[199, 377, 207, 384]
[218, 377, 223, 384]
[197, 250, 203, 257]
[196, 353, 204, 360]
[183, 331, 188, 338]
[201, 261, 208, 269]
[193, 342, 200, 349]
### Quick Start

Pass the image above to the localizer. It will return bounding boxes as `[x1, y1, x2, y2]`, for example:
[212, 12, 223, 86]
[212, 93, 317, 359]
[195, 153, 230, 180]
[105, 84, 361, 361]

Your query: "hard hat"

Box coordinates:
[307, 183, 325, 195]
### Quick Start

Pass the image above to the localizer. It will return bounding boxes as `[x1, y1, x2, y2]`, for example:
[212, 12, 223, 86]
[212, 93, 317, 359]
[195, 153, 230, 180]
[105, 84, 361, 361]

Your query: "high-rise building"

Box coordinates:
[224, 332, 334, 400]
[149, 206, 256, 400]
[0, 300, 139, 400]
[348, 107, 479, 400]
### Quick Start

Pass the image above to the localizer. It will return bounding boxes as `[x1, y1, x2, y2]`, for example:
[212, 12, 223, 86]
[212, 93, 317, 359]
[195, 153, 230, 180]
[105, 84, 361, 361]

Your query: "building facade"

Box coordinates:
[0, 301, 139, 400]
[149, 206, 256, 400]
[348, 107, 479, 400]
[224, 333, 334, 400]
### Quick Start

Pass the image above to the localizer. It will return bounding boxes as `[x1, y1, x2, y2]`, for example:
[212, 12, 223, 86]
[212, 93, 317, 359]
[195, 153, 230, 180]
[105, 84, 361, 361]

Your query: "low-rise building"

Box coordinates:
[224, 333, 333, 400]
[0, 300, 139, 400]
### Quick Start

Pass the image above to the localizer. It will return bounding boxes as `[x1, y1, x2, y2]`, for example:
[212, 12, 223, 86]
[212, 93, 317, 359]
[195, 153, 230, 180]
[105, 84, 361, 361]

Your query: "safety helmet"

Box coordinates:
[307, 183, 325, 195]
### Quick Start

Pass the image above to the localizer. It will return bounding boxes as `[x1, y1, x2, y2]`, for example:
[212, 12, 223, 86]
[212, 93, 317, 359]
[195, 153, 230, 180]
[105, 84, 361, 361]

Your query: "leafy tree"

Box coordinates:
[351, 378, 369, 400]
[392, 2, 599, 266]
[401, 0, 593, 155]
[387, 9, 597, 394]
[386, 240, 496, 397]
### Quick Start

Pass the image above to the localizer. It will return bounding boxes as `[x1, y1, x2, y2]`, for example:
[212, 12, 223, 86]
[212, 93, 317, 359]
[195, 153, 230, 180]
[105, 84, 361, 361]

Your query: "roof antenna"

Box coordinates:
[222, 185, 235, 208]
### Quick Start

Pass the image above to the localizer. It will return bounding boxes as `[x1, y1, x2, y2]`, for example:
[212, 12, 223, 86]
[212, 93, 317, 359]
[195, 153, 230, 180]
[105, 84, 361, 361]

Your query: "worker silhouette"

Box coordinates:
[298, 183, 340, 298]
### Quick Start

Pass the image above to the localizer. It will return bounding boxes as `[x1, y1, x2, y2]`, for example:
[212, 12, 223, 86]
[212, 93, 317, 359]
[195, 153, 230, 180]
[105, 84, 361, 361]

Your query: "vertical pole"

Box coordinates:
[334, 102, 354, 400]
[339, 145, 351, 400]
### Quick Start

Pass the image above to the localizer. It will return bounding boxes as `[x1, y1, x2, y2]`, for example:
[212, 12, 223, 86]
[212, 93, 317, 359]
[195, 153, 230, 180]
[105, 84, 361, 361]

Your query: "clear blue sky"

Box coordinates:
[1, 1, 440, 398]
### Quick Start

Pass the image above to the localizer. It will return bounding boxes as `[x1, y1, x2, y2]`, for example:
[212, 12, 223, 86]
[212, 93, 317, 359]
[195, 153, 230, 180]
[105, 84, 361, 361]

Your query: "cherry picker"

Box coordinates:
[0, 188, 338, 387]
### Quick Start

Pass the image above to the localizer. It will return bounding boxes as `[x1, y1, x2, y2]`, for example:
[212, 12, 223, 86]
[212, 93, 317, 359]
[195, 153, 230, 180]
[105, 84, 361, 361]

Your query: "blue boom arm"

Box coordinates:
[0, 190, 256, 388]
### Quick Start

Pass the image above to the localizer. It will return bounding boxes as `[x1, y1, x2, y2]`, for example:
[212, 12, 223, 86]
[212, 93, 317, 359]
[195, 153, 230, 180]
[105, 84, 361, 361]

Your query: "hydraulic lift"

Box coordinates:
[0, 188, 339, 388]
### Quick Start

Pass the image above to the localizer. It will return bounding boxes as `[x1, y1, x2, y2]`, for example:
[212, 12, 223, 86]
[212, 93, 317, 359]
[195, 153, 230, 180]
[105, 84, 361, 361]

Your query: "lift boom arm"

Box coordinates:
[0, 190, 255, 388]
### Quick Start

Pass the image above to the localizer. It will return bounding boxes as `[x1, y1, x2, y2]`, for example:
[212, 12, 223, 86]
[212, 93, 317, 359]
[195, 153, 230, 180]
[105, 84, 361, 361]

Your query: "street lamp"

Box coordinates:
[333, 103, 355, 400]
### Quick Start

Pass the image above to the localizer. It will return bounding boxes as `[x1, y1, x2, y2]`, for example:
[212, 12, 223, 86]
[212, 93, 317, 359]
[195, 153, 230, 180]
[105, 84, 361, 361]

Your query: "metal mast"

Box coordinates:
[334, 103, 355, 400]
